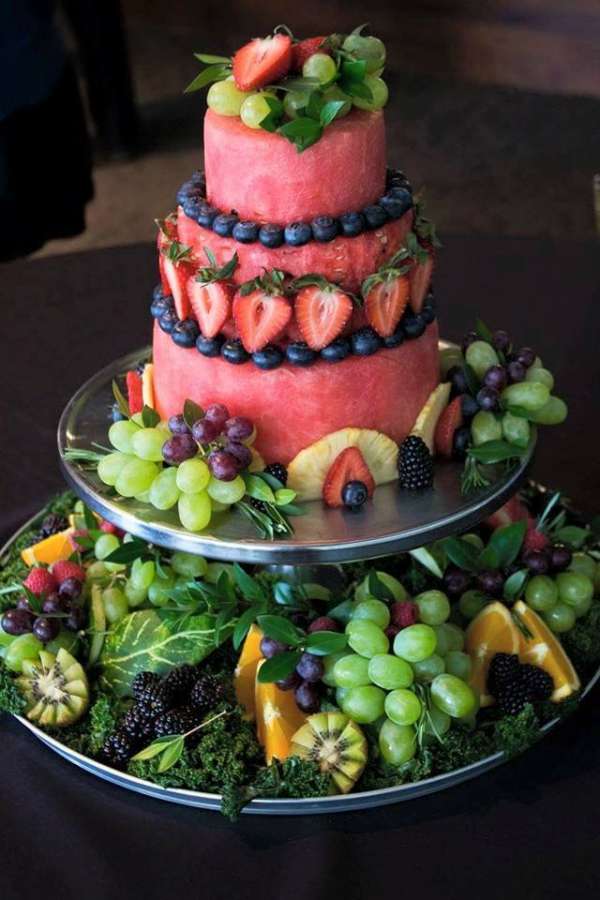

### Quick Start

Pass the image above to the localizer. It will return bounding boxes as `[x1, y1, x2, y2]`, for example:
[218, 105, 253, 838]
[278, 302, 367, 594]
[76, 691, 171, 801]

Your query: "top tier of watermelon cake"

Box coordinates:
[150, 27, 441, 502]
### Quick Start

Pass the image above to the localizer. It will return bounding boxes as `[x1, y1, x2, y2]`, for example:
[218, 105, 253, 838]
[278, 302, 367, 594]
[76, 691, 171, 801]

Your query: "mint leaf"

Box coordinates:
[183, 399, 203, 429]
[259, 95, 284, 133]
[257, 615, 302, 647]
[193, 53, 231, 65]
[142, 405, 160, 428]
[277, 117, 323, 152]
[485, 521, 527, 569]
[320, 99, 347, 127]
[184, 64, 230, 93]
[304, 631, 347, 656]
[443, 537, 481, 572]
[257, 651, 302, 683]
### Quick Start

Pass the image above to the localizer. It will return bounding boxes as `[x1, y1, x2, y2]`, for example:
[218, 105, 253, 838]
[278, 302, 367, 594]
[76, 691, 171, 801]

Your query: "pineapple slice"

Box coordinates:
[410, 382, 451, 453]
[142, 363, 155, 409]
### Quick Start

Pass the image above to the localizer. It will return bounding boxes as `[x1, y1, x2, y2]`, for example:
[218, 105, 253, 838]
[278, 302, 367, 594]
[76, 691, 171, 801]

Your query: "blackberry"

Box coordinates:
[163, 664, 199, 701]
[519, 664, 554, 701]
[496, 679, 534, 716]
[398, 436, 434, 490]
[40, 514, 68, 538]
[190, 674, 224, 712]
[101, 729, 137, 768]
[487, 652, 520, 697]
[264, 463, 288, 486]
[120, 705, 156, 742]
[133, 678, 174, 719]
[153, 706, 202, 746]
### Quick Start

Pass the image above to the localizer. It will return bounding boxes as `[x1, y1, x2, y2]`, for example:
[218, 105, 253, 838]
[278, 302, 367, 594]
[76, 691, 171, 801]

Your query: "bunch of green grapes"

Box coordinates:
[522, 552, 596, 633]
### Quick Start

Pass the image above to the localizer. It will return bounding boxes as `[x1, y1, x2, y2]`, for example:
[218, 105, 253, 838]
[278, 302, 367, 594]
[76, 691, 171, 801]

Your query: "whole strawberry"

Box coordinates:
[23, 568, 57, 597]
[390, 600, 419, 629]
[51, 560, 87, 585]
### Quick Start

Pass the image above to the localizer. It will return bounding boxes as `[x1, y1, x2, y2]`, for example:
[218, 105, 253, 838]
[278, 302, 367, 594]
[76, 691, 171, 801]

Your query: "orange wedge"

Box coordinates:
[233, 624, 264, 720]
[465, 601, 521, 706]
[21, 529, 75, 567]
[255, 660, 306, 764]
[513, 600, 580, 702]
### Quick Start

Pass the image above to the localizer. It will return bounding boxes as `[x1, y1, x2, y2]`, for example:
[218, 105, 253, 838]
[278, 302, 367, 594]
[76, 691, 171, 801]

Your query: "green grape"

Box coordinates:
[465, 341, 499, 379]
[556, 572, 594, 609]
[323, 85, 352, 117]
[393, 624, 437, 662]
[302, 52, 337, 85]
[439, 346, 464, 379]
[384, 689, 422, 726]
[46, 630, 79, 656]
[176, 458, 211, 495]
[352, 75, 388, 111]
[568, 553, 596, 580]
[415, 590, 450, 626]
[124, 579, 147, 608]
[134, 489, 152, 504]
[205, 562, 235, 585]
[321, 651, 348, 687]
[431, 673, 476, 718]
[355, 571, 407, 603]
[378, 719, 416, 766]
[149, 467, 180, 510]
[130, 558, 156, 591]
[501, 382, 550, 413]
[459, 589, 488, 619]
[345, 620, 389, 658]
[0, 626, 14, 655]
[240, 92, 279, 129]
[525, 366, 554, 391]
[423, 704, 451, 741]
[4, 634, 43, 672]
[502, 411, 531, 449]
[351, 598, 390, 629]
[102, 586, 129, 624]
[104, 562, 126, 574]
[367, 654, 414, 690]
[94, 533, 120, 561]
[543, 603, 576, 633]
[340, 684, 386, 724]
[342, 33, 386, 73]
[178, 491, 212, 532]
[207, 474, 246, 504]
[131, 427, 167, 462]
[283, 90, 309, 119]
[108, 419, 140, 453]
[148, 568, 176, 607]
[462, 533, 485, 552]
[525, 575, 558, 612]
[435, 622, 465, 653]
[115, 458, 160, 498]
[207, 77, 251, 116]
[332, 654, 371, 688]
[412, 653, 446, 683]
[170, 551, 208, 579]
[471, 410, 503, 446]
[210, 499, 229, 513]
[445, 650, 472, 681]
[528, 396, 568, 425]
[86, 560, 109, 580]
[98, 452, 133, 486]
[335, 687, 350, 708]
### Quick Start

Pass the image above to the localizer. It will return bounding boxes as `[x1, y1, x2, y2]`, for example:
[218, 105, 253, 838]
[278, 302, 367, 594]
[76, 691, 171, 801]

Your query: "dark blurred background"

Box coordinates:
[4, 0, 600, 258]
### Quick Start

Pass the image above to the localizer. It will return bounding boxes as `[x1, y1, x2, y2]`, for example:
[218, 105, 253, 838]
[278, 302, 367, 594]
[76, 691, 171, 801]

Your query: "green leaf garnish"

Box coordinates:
[183, 398, 204, 429]
[256, 650, 302, 683]
[184, 63, 231, 94]
[277, 117, 323, 152]
[112, 379, 130, 418]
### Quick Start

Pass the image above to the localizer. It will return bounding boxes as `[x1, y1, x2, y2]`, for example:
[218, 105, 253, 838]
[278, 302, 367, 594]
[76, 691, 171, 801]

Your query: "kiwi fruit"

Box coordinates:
[290, 711, 368, 794]
[17, 648, 89, 727]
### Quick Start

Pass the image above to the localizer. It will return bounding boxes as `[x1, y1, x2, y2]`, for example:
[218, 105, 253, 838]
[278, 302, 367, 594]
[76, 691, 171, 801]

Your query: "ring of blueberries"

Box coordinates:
[151, 286, 437, 370]
[176, 169, 413, 247]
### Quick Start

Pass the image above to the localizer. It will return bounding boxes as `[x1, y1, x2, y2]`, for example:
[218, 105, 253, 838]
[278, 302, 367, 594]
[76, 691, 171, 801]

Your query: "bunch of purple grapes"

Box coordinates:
[162, 403, 255, 482]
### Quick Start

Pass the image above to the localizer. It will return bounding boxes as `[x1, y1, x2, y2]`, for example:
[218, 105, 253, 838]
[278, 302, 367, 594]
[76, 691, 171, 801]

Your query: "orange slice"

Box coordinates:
[233, 624, 263, 720]
[513, 600, 580, 702]
[21, 529, 75, 567]
[465, 601, 521, 706]
[255, 660, 306, 764]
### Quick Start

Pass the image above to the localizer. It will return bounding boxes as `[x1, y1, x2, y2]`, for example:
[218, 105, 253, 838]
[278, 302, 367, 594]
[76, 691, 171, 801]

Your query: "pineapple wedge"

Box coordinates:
[410, 382, 451, 453]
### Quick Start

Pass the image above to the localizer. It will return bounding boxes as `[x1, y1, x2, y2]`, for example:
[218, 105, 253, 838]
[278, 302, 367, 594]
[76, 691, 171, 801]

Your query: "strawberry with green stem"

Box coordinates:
[291, 275, 355, 350]
[233, 270, 293, 353]
[406, 200, 442, 314]
[156, 218, 194, 320]
[189, 248, 238, 338]
[361, 250, 411, 338]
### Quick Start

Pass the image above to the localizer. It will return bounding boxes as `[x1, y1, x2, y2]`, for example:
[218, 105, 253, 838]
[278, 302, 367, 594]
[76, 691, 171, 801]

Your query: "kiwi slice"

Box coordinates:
[17, 648, 89, 727]
[290, 711, 368, 794]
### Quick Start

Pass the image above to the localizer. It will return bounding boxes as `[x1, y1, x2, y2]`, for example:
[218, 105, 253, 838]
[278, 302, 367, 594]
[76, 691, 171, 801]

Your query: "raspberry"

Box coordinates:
[390, 601, 419, 629]
[23, 567, 58, 597]
[51, 560, 87, 585]
[308, 616, 340, 633]
[523, 528, 550, 553]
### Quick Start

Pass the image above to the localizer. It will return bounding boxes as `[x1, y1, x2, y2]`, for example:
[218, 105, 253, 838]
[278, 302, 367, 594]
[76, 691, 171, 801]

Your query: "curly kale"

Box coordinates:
[429, 726, 495, 772]
[45, 690, 122, 755]
[0, 661, 26, 715]
[492, 704, 541, 758]
[220, 757, 330, 821]
[562, 602, 600, 674]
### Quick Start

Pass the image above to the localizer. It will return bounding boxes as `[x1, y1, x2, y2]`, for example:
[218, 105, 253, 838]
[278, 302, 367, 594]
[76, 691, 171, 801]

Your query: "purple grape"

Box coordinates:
[191, 418, 220, 444]
[33, 616, 60, 644]
[43, 593, 68, 614]
[443, 566, 471, 597]
[516, 347, 535, 368]
[58, 577, 82, 601]
[16, 595, 33, 612]
[492, 330, 510, 352]
[208, 450, 238, 482]
[168, 414, 190, 435]
[461, 394, 479, 419]
[204, 403, 229, 430]
[550, 545, 572, 572]
[226, 442, 252, 470]
[1, 608, 34, 636]
[259, 636, 287, 659]
[507, 360, 527, 383]
[483, 365, 507, 391]
[295, 652, 324, 683]
[476, 386, 499, 411]
[447, 366, 468, 396]
[276, 671, 302, 692]
[162, 434, 198, 465]
[295, 681, 321, 713]
[522, 550, 550, 575]
[452, 425, 471, 460]
[461, 331, 479, 354]
[477, 570, 505, 597]
[224, 416, 254, 442]
[65, 606, 87, 632]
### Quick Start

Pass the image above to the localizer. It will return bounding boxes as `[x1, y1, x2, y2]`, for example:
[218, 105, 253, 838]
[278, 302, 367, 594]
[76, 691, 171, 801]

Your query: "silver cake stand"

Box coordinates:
[57, 345, 534, 565]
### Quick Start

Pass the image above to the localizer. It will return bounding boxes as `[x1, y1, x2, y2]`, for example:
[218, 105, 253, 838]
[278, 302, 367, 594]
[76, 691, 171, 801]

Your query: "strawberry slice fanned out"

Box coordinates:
[323, 447, 375, 508]
[157, 223, 195, 320]
[364, 274, 410, 337]
[408, 249, 434, 314]
[294, 280, 354, 351]
[233, 270, 292, 352]
[189, 279, 232, 338]
[233, 34, 292, 91]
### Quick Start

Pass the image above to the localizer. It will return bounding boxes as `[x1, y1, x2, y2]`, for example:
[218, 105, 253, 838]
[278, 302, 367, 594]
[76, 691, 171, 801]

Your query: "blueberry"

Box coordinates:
[258, 223, 285, 248]
[176, 179, 199, 206]
[284, 222, 312, 246]
[380, 189, 412, 219]
[383, 328, 405, 349]
[461, 393, 480, 419]
[212, 213, 239, 237]
[351, 327, 382, 356]
[159, 309, 179, 334]
[320, 338, 351, 362]
[311, 215, 338, 242]
[196, 334, 224, 357]
[232, 220, 259, 243]
[252, 345, 284, 370]
[448, 366, 468, 396]
[150, 293, 174, 319]
[171, 318, 199, 348]
[182, 192, 205, 220]
[196, 203, 219, 229]
[190, 169, 206, 191]
[342, 480, 369, 510]
[338, 211, 365, 237]
[111, 403, 126, 422]
[387, 169, 412, 191]
[362, 204, 388, 229]
[221, 339, 250, 364]
[286, 342, 317, 366]
[401, 312, 426, 339]
[421, 300, 436, 324]
[452, 425, 471, 460]
[153, 283, 166, 303]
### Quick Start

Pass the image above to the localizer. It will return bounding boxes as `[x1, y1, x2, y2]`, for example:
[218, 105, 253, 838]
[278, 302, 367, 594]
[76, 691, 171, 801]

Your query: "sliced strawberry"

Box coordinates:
[188, 277, 232, 338]
[126, 371, 143, 415]
[434, 396, 463, 458]
[233, 290, 292, 352]
[295, 286, 353, 351]
[233, 34, 292, 91]
[365, 275, 410, 337]
[161, 255, 193, 320]
[523, 527, 550, 553]
[409, 250, 435, 314]
[323, 447, 375, 508]
[485, 494, 530, 530]
[291, 36, 328, 71]
[156, 217, 177, 295]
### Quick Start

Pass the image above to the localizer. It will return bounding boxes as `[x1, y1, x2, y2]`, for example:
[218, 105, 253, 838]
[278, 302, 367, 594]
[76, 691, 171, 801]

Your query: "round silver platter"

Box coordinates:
[57, 345, 534, 564]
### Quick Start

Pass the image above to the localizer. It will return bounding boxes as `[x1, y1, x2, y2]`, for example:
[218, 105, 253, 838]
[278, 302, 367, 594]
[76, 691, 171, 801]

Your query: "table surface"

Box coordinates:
[1, 237, 599, 899]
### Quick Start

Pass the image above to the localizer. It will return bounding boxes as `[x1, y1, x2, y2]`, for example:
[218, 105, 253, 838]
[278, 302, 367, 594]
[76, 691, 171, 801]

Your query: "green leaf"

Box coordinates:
[504, 569, 529, 601]
[478, 544, 500, 570]
[131, 734, 181, 762]
[257, 614, 302, 647]
[142, 405, 160, 427]
[273, 582, 297, 607]
[232, 606, 260, 651]
[232, 563, 267, 604]
[553, 526, 590, 549]
[257, 650, 302, 683]
[485, 520, 527, 568]
[443, 537, 481, 572]
[184, 64, 230, 93]
[243, 474, 275, 503]
[468, 440, 525, 465]
[341, 79, 373, 101]
[112, 379, 130, 418]
[274, 488, 296, 506]
[278, 502, 306, 517]
[409, 547, 443, 579]
[463, 364, 480, 395]
[367, 571, 395, 601]
[259, 471, 285, 491]
[82, 504, 97, 531]
[304, 631, 348, 656]
[341, 58, 367, 81]
[259, 95, 284, 133]
[103, 538, 149, 564]
[157, 736, 185, 772]
[183, 399, 203, 429]
[325, 598, 354, 625]
[193, 53, 231, 65]
[300, 583, 332, 603]
[475, 319, 494, 344]
[277, 116, 323, 152]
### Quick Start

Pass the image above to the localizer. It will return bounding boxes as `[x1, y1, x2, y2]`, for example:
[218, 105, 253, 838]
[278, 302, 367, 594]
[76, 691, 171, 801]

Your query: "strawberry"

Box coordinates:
[126, 370, 143, 415]
[523, 527, 550, 553]
[233, 34, 292, 92]
[291, 36, 328, 71]
[23, 568, 57, 597]
[390, 601, 419, 629]
[364, 274, 410, 337]
[51, 560, 87, 585]
[294, 282, 353, 350]
[485, 494, 530, 530]
[161, 252, 193, 320]
[156, 216, 177, 295]
[434, 396, 463, 458]
[323, 447, 375, 508]
[233, 272, 292, 352]
[408, 248, 434, 314]
[188, 249, 237, 338]
[100, 519, 125, 538]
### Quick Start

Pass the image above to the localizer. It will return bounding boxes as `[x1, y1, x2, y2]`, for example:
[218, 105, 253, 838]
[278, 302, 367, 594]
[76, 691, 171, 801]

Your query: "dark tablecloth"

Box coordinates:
[1, 238, 599, 899]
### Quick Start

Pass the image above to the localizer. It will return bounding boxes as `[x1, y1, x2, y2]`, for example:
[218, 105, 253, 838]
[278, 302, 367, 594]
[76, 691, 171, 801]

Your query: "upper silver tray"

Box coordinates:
[57, 345, 534, 564]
